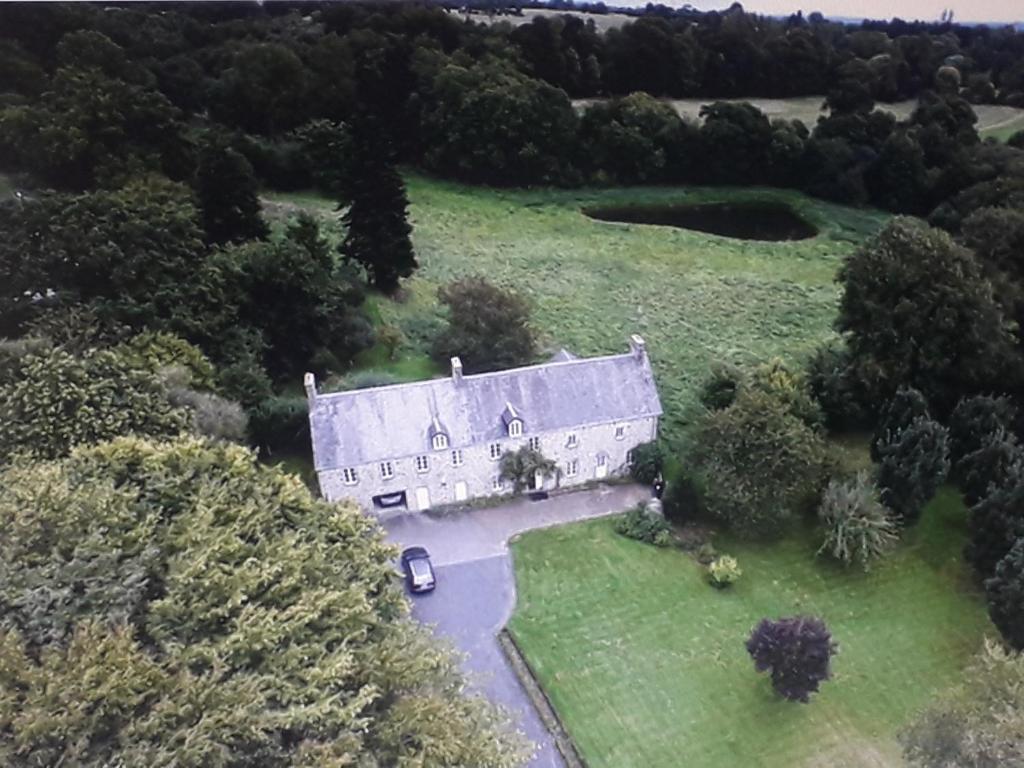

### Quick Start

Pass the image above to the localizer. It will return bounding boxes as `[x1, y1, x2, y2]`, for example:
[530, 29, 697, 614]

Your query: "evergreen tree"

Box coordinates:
[967, 459, 1024, 579]
[195, 136, 268, 245]
[986, 537, 1024, 650]
[871, 387, 929, 461]
[876, 415, 950, 524]
[340, 118, 416, 294]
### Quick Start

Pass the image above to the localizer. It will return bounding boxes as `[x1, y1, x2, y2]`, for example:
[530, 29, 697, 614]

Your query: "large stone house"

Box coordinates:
[306, 334, 663, 512]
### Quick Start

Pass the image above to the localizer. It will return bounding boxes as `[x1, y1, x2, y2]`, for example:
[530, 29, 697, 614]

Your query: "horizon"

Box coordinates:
[606, 0, 1022, 24]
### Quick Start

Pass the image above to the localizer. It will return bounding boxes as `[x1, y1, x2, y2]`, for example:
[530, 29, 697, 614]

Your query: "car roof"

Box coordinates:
[402, 546, 429, 560]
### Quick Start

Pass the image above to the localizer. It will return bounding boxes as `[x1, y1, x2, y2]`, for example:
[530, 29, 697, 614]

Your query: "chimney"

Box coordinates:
[629, 334, 647, 361]
[303, 372, 317, 406]
[451, 356, 464, 384]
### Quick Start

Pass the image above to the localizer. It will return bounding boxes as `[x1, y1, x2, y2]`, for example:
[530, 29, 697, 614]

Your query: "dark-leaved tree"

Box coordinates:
[194, 137, 269, 245]
[340, 117, 416, 294]
[967, 459, 1024, 580]
[746, 616, 836, 703]
[871, 387, 929, 462]
[986, 537, 1024, 650]
[432, 277, 537, 375]
[876, 415, 950, 525]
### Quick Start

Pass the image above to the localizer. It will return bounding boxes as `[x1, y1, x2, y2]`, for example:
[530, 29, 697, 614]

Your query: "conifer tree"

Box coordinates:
[195, 136, 268, 245]
[340, 117, 416, 294]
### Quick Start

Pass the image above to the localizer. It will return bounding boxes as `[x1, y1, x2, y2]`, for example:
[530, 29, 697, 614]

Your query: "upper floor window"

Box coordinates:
[415, 455, 430, 473]
[489, 443, 502, 461]
[614, 424, 626, 440]
[342, 467, 358, 485]
[508, 419, 523, 438]
[565, 459, 579, 478]
[451, 449, 464, 467]
[566, 432, 579, 449]
[528, 436, 541, 451]
[597, 453, 608, 467]
[380, 461, 394, 480]
[432, 433, 449, 451]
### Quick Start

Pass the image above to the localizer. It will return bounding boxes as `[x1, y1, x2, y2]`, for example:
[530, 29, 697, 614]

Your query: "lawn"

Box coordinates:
[265, 177, 888, 448]
[509, 488, 992, 768]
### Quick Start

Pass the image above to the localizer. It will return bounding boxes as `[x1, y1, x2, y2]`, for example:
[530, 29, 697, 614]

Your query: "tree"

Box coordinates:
[628, 441, 665, 485]
[194, 136, 268, 245]
[818, 471, 900, 570]
[949, 394, 1018, 472]
[0, 347, 187, 462]
[432, 277, 537, 375]
[0, 437, 527, 766]
[210, 42, 309, 135]
[341, 117, 417, 293]
[876, 415, 950, 524]
[959, 429, 1021, 508]
[292, 118, 352, 199]
[871, 387, 929, 462]
[837, 217, 1018, 415]
[499, 446, 557, 493]
[967, 458, 1024, 580]
[986, 537, 1024, 650]
[745, 616, 836, 703]
[901, 638, 1024, 767]
[698, 101, 774, 184]
[694, 388, 829, 536]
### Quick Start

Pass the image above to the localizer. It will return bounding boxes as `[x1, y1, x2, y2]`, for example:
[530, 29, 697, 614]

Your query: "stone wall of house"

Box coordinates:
[318, 415, 659, 513]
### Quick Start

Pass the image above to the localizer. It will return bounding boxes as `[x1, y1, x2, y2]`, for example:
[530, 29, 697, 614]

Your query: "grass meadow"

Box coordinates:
[265, 176, 888, 448]
[509, 488, 992, 768]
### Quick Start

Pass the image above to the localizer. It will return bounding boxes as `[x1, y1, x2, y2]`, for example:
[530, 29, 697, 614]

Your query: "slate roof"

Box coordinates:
[308, 341, 662, 472]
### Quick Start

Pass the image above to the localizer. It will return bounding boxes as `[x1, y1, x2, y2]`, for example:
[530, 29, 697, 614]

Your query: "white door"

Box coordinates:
[533, 470, 545, 490]
[595, 454, 608, 480]
[415, 487, 431, 511]
[454, 481, 468, 502]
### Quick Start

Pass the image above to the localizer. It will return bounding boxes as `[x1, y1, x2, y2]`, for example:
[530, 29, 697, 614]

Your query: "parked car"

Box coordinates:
[400, 546, 436, 593]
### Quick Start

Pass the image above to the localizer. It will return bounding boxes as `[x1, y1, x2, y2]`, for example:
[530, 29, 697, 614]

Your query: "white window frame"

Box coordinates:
[597, 453, 608, 467]
[492, 476, 504, 492]
[451, 449, 464, 467]
[565, 459, 579, 478]
[489, 443, 502, 461]
[626, 449, 635, 466]
[380, 461, 394, 480]
[528, 436, 541, 451]
[342, 467, 358, 485]
[432, 433, 449, 451]
[614, 424, 626, 441]
[415, 455, 430, 473]
[566, 432, 579, 449]
[508, 419, 522, 438]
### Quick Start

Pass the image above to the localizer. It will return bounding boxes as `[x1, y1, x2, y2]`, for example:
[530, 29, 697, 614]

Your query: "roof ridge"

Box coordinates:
[313, 350, 639, 403]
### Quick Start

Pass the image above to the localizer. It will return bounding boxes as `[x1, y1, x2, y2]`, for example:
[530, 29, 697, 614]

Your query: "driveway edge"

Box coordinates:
[498, 629, 587, 768]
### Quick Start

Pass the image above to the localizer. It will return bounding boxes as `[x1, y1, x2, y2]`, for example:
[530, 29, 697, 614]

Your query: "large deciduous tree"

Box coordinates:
[340, 117, 416, 294]
[432, 277, 538, 374]
[837, 217, 1018, 415]
[0, 437, 527, 766]
[746, 616, 836, 703]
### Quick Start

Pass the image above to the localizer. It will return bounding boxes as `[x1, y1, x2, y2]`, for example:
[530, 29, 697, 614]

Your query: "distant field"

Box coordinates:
[451, 7, 635, 32]
[510, 488, 992, 768]
[574, 95, 1024, 140]
[265, 177, 887, 448]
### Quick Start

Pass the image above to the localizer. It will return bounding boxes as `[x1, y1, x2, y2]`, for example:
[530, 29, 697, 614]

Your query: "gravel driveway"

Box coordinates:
[382, 483, 648, 767]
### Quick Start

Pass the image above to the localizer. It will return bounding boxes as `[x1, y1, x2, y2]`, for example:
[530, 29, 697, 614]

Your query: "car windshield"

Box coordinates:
[409, 558, 431, 579]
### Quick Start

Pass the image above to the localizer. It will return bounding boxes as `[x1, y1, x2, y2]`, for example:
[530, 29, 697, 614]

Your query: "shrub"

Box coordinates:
[876, 415, 950, 524]
[959, 428, 1020, 507]
[112, 331, 217, 390]
[707, 555, 742, 588]
[694, 389, 829, 536]
[806, 343, 872, 431]
[499, 446, 557, 494]
[966, 458, 1024, 579]
[817, 471, 899, 570]
[663, 471, 704, 522]
[614, 505, 672, 546]
[871, 387, 929, 461]
[986, 537, 1024, 650]
[696, 542, 718, 565]
[748, 357, 823, 430]
[900, 638, 1024, 768]
[949, 395, 1019, 489]
[248, 395, 310, 454]
[746, 616, 837, 703]
[699, 361, 742, 411]
[628, 441, 665, 485]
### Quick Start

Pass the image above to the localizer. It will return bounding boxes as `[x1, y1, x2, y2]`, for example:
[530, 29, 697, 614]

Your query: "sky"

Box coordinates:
[611, 0, 1023, 24]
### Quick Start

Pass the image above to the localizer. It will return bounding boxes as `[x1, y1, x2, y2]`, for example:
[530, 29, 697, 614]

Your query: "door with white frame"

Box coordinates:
[454, 481, 468, 502]
[595, 453, 608, 480]
[533, 469, 545, 491]
[415, 486, 431, 511]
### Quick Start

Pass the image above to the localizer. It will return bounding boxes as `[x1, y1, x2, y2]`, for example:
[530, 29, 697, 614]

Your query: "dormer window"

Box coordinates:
[508, 419, 522, 438]
[428, 415, 448, 452]
[432, 433, 449, 450]
[502, 401, 524, 438]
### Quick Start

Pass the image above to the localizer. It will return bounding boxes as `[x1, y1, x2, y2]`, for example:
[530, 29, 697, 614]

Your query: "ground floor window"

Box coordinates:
[566, 459, 579, 477]
[342, 467, 358, 485]
[380, 461, 394, 480]
[492, 476, 504, 491]
[528, 436, 541, 451]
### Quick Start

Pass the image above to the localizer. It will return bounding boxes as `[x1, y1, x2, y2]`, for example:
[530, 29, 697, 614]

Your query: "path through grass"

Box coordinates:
[509, 488, 991, 768]
[265, 178, 887, 447]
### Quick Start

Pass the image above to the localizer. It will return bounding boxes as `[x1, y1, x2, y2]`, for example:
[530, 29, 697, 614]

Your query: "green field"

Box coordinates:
[266, 177, 888, 448]
[509, 489, 992, 768]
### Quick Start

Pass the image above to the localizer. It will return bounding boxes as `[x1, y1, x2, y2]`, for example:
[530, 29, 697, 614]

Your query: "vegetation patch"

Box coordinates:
[509, 488, 991, 768]
[584, 201, 819, 241]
